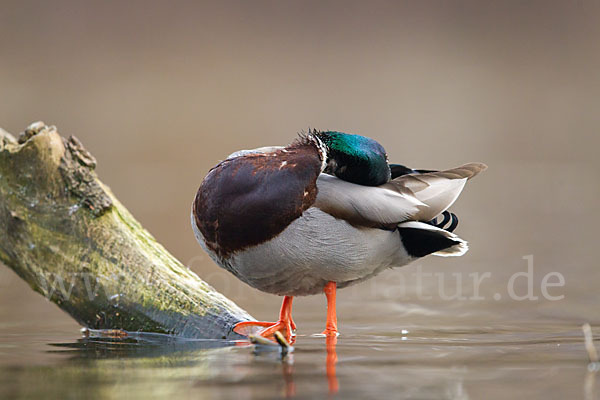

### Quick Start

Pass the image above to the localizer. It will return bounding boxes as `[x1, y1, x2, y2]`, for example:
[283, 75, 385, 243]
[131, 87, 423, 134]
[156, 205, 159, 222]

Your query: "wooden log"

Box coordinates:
[0, 122, 253, 339]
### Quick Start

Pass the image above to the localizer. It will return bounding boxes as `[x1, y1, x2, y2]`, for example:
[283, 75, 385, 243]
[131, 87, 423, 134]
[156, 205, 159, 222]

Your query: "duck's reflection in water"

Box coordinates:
[326, 335, 339, 394]
[281, 358, 296, 398]
[277, 334, 339, 397]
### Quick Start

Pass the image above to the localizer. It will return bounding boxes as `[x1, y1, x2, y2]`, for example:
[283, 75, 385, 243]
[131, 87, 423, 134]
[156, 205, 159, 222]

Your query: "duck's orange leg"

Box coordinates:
[234, 296, 296, 341]
[323, 282, 339, 392]
[322, 281, 338, 336]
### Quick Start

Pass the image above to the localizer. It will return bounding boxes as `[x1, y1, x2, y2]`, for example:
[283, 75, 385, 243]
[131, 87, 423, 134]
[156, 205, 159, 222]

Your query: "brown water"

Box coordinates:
[1, 1, 599, 399]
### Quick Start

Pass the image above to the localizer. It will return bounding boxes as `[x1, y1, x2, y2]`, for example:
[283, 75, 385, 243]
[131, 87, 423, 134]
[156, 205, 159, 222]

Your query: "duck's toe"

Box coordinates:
[233, 320, 296, 342]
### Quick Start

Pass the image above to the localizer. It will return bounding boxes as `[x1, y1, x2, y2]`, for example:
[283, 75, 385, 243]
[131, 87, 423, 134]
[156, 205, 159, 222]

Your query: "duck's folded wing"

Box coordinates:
[314, 174, 426, 228]
[314, 163, 487, 227]
[385, 163, 487, 222]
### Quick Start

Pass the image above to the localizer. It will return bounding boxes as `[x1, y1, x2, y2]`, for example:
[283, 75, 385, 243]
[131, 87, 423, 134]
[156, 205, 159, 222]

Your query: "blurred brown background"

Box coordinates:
[1, 0, 599, 332]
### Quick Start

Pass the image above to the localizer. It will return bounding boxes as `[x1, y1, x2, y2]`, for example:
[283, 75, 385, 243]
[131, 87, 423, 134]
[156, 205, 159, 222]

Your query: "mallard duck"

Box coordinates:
[191, 130, 486, 340]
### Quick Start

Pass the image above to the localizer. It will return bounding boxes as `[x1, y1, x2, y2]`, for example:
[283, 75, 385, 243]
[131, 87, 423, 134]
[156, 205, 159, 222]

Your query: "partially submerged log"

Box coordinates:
[0, 122, 253, 339]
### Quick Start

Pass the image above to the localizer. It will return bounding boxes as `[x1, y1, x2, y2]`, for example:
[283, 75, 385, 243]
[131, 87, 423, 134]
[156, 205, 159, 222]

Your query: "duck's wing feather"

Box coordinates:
[314, 174, 425, 228]
[227, 146, 284, 159]
[389, 164, 437, 178]
[314, 163, 487, 227]
[385, 162, 487, 221]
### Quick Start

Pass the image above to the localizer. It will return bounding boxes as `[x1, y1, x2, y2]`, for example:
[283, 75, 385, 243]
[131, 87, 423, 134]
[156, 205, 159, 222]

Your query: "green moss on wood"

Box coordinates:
[0, 122, 253, 339]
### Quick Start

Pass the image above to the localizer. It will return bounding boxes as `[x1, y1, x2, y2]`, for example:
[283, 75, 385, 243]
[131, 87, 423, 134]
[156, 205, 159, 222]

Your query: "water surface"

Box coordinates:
[0, 316, 597, 400]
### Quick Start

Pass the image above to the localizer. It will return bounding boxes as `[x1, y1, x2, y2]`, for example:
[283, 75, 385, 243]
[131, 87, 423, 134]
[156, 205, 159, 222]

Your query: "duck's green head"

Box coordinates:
[314, 131, 391, 186]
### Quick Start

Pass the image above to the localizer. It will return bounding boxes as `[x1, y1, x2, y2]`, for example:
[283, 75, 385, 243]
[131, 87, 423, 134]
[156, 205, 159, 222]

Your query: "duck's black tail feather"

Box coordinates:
[398, 221, 468, 258]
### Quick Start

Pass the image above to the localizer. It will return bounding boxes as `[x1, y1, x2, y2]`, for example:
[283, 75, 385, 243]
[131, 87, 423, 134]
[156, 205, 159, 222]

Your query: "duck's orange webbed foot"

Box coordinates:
[234, 320, 295, 342]
[233, 296, 296, 342]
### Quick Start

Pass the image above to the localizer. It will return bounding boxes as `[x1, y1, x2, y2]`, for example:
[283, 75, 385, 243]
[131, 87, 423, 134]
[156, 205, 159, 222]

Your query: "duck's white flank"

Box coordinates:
[192, 206, 414, 296]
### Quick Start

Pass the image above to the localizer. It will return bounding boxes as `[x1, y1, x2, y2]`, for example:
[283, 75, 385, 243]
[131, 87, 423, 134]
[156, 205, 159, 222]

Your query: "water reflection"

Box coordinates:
[325, 335, 339, 395]
[71, 331, 342, 398]
[0, 324, 596, 399]
[40, 330, 343, 398]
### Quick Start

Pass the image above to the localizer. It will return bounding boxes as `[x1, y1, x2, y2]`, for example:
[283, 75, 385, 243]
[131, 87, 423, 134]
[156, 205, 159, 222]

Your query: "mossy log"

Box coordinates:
[0, 122, 253, 339]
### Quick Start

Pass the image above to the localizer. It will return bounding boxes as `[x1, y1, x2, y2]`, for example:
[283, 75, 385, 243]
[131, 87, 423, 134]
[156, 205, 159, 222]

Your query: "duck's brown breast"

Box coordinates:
[193, 142, 322, 258]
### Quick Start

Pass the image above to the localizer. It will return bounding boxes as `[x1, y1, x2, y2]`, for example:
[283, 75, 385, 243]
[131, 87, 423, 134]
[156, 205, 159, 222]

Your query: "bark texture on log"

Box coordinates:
[0, 122, 253, 339]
